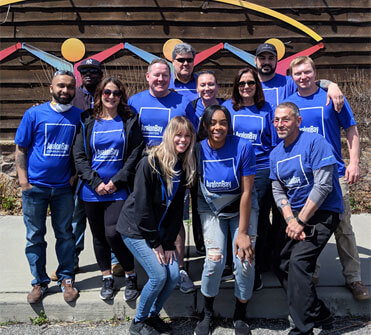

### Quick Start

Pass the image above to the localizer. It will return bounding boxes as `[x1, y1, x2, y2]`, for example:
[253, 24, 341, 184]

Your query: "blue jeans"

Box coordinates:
[200, 209, 258, 301]
[122, 236, 179, 321]
[22, 185, 75, 286]
[71, 196, 86, 267]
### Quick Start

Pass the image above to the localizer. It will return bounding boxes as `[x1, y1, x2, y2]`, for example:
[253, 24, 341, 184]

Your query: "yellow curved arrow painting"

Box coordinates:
[0, 0, 27, 5]
[214, 0, 323, 42]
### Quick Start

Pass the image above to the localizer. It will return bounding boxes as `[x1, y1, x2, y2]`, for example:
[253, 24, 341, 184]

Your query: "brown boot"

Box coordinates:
[61, 279, 79, 302]
[27, 284, 48, 304]
[346, 281, 370, 300]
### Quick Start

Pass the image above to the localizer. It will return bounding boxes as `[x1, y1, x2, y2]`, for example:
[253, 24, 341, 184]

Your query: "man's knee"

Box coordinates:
[204, 248, 223, 276]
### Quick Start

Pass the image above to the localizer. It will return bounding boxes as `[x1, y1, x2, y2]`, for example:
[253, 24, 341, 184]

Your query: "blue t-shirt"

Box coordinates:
[14, 102, 82, 188]
[269, 131, 343, 213]
[79, 116, 128, 202]
[128, 90, 196, 145]
[223, 99, 274, 170]
[284, 88, 356, 177]
[169, 73, 199, 101]
[200, 135, 256, 194]
[191, 97, 225, 130]
[261, 73, 297, 111]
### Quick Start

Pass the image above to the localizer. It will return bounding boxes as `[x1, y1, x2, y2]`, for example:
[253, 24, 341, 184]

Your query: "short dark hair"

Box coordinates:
[197, 105, 233, 141]
[231, 67, 265, 111]
[196, 70, 218, 85]
[276, 102, 301, 118]
[53, 70, 75, 79]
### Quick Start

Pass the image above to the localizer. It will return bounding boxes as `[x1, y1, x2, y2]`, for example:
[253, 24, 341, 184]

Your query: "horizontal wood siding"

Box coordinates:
[0, 0, 370, 141]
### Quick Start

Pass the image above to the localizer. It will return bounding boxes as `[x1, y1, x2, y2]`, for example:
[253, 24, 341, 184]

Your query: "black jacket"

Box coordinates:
[116, 155, 186, 250]
[73, 110, 144, 192]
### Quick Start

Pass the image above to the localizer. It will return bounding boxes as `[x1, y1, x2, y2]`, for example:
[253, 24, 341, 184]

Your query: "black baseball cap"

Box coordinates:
[77, 58, 102, 72]
[256, 43, 277, 57]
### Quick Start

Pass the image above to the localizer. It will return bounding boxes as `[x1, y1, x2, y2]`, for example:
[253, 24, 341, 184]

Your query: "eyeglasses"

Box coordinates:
[238, 81, 256, 87]
[103, 89, 122, 98]
[79, 68, 101, 75]
[53, 70, 75, 78]
[175, 57, 194, 64]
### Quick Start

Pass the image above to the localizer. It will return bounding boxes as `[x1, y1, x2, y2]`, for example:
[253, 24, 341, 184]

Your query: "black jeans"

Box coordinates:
[84, 200, 134, 272]
[274, 210, 340, 335]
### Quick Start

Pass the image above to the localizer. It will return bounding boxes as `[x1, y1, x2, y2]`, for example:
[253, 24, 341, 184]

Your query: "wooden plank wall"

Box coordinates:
[0, 0, 370, 141]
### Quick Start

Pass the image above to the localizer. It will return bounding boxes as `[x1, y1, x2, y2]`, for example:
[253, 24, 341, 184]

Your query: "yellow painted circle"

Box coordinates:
[265, 38, 285, 60]
[163, 39, 183, 61]
[61, 38, 86, 62]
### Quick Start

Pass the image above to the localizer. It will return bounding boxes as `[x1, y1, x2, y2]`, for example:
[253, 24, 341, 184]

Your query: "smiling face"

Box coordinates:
[146, 62, 171, 97]
[291, 61, 317, 95]
[50, 74, 76, 104]
[101, 82, 121, 112]
[238, 71, 256, 105]
[255, 52, 277, 78]
[197, 73, 218, 104]
[206, 109, 228, 149]
[273, 106, 302, 144]
[172, 52, 195, 83]
[173, 128, 192, 154]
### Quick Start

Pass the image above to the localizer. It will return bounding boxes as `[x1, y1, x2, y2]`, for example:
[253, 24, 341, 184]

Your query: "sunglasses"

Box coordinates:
[79, 68, 101, 75]
[175, 57, 194, 64]
[103, 89, 122, 98]
[238, 81, 256, 87]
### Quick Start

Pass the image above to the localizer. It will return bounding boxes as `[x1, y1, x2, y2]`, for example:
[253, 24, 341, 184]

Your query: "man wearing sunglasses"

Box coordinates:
[169, 43, 199, 101]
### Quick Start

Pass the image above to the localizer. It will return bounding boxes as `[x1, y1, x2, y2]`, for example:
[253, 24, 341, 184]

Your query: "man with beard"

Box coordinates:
[15, 71, 82, 304]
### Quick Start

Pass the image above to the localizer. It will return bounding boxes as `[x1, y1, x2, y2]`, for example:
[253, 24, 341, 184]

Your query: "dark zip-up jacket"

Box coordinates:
[73, 109, 144, 192]
[116, 155, 186, 250]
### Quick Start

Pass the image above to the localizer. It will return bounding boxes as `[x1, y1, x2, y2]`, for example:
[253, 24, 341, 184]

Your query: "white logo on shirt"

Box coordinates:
[283, 176, 301, 186]
[96, 148, 119, 158]
[142, 124, 163, 133]
[235, 131, 258, 141]
[206, 180, 232, 189]
[300, 125, 319, 134]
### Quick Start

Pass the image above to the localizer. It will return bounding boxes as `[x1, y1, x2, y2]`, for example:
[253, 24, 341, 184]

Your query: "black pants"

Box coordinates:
[274, 210, 340, 335]
[84, 200, 134, 272]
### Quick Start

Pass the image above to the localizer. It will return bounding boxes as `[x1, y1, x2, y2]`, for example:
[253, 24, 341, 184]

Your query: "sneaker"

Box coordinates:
[179, 270, 195, 294]
[129, 319, 159, 335]
[27, 283, 48, 304]
[346, 281, 370, 301]
[194, 312, 212, 335]
[60, 278, 79, 302]
[124, 274, 140, 301]
[233, 320, 251, 335]
[112, 263, 125, 277]
[253, 273, 263, 291]
[50, 270, 58, 282]
[100, 277, 114, 300]
[146, 315, 172, 334]
[221, 265, 234, 281]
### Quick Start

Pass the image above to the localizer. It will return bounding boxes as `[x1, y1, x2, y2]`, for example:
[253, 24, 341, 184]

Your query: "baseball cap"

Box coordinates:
[77, 58, 102, 72]
[256, 43, 277, 57]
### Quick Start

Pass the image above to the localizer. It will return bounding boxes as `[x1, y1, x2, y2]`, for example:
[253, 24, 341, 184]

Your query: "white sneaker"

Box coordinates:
[179, 269, 195, 293]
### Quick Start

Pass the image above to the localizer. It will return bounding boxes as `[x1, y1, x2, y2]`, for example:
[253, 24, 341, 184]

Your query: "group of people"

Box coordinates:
[14, 41, 369, 335]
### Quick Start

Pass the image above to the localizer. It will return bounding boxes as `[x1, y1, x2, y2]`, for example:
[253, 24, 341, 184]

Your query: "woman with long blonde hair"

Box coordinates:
[117, 116, 196, 335]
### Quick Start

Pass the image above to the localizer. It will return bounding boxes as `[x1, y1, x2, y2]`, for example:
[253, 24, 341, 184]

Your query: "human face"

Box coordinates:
[273, 107, 302, 144]
[238, 72, 256, 104]
[255, 52, 277, 77]
[291, 61, 316, 92]
[50, 74, 75, 104]
[146, 63, 171, 97]
[207, 109, 228, 149]
[197, 73, 218, 103]
[172, 52, 194, 82]
[173, 128, 191, 154]
[101, 82, 121, 111]
[80, 67, 102, 90]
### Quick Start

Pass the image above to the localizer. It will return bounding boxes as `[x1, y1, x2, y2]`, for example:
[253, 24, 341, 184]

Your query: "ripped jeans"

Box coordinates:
[199, 209, 258, 301]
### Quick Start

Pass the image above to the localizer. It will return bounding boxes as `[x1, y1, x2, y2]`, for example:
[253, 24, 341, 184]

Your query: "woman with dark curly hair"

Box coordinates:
[73, 77, 143, 301]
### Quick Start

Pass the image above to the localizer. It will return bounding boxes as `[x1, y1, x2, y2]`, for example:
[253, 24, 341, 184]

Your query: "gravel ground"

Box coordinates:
[0, 317, 369, 335]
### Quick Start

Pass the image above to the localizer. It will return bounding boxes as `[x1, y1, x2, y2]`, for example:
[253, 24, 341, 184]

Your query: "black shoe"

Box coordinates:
[99, 277, 114, 300]
[194, 312, 213, 335]
[124, 275, 140, 301]
[233, 320, 251, 335]
[129, 319, 159, 335]
[146, 315, 172, 334]
[253, 273, 263, 291]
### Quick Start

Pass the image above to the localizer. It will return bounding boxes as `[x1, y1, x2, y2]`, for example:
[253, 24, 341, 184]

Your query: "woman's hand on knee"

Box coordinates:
[164, 250, 177, 265]
[153, 245, 166, 265]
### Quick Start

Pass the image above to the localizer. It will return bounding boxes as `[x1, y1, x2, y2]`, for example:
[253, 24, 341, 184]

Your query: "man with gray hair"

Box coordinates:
[169, 43, 199, 101]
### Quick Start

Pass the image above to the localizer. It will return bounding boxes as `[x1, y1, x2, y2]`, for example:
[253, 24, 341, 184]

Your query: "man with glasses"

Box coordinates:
[15, 70, 81, 304]
[283, 56, 369, 301]
[169, 43, 199, 101]
[270, 102, 343, 335]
